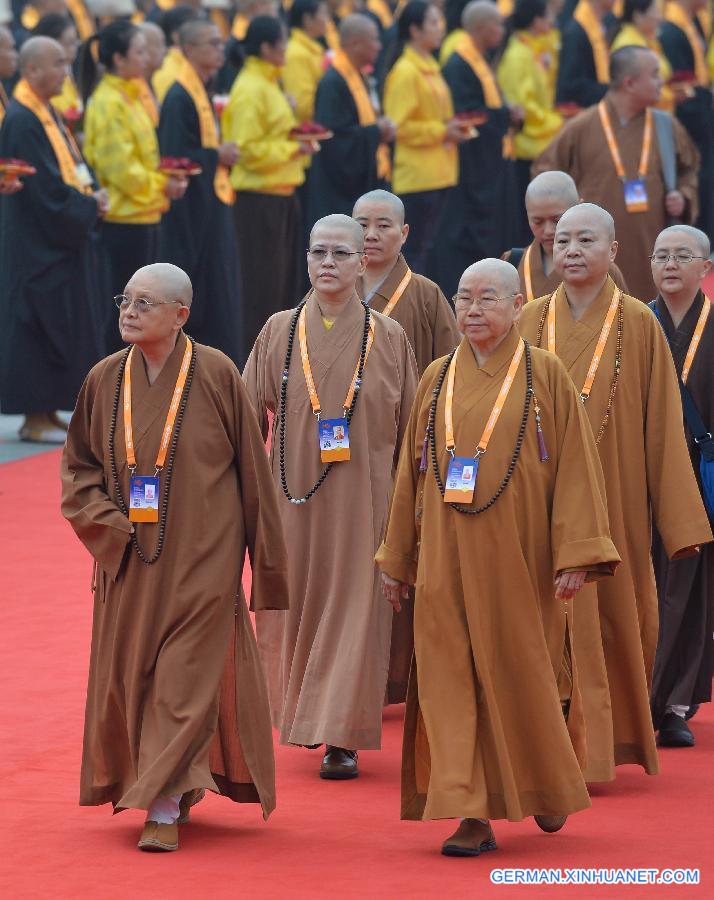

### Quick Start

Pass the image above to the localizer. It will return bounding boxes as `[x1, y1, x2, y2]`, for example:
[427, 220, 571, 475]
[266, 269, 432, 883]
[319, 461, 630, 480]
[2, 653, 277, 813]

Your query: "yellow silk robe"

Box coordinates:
[520, 279, 713, 781]
[377, 327, 620, 820]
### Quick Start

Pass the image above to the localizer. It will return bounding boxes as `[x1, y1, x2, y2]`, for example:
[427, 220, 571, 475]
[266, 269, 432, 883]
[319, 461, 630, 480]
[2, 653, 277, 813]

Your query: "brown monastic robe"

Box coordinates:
[376, 328, 620, 821]
[519, 278, 713, 781]
[357, 252, 461, 703]
[533, 97, 700, 301]
[61, 333, 289, 817]
[650, 292, 714, 725]
[504, 241, 628, 301]
[244, 294, 418, 750]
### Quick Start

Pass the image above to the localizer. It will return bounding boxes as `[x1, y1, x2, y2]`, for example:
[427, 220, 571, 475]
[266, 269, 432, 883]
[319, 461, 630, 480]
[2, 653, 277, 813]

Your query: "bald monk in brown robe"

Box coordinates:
[648, 225, 714, 749]
[244, 215, 418, 780]
[353, 188, 460, 704]
[534, 46, 700, 301]
[377, 259, 620, 857]
[519, 204, 713, 782]
[61, 263, 289, 852]
[503, 171, 628, 302]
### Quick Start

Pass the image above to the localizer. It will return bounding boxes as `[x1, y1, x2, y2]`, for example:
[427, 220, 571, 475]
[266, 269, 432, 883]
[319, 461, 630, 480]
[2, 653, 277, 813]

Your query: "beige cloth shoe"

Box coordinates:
[137, 820, 179, 852]
[178, 788, 206, 824]
[442, 819, 497, 857]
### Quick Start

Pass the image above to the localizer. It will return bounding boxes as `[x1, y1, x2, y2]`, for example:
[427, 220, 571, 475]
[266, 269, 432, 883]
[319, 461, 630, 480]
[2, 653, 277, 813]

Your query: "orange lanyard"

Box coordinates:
[298, 306, 375, 417]
[381, 267, 412, 318]
[523, 245, 534, 303]
[598, 101, 652, 181]
[123, 340, 193, 472]
[547, 289, 621, 401]
[682, 297, 711, 384]
[444, 339, 525, 454]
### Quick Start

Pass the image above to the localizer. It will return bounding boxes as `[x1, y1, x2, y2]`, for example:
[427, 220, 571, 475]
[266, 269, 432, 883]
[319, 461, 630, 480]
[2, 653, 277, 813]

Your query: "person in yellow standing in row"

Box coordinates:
[498, 0, 563, 246]
[80, 20, 188, 354]
[384, 1, 467, 277]
[222, 15, 318, 363]
[283, 0, 330, 125]
[610, 0, 675, 111]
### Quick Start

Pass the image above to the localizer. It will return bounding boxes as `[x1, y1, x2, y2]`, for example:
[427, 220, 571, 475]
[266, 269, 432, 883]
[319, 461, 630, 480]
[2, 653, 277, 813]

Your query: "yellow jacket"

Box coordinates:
[152, 47, 187, 104]
[384, 46, 457, 194]
[51, 76, 83, 119]
[84, 75, 168, 225]
[610, 24, 674, 112]
[222, 57, 304, 195]
[283, 28, 325, 124]
[497, 32, 563, 161]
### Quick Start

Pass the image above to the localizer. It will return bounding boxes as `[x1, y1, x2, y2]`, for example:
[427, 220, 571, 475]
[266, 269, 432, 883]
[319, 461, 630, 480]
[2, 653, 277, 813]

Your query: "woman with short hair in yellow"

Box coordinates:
[498, 0, 563, 245]
[283, 0, 330, 125]
[222, 16, 317, 361]
[611, 0, 675, 111]
[384, 1, 466, 276]
[81, 20, 187, 352]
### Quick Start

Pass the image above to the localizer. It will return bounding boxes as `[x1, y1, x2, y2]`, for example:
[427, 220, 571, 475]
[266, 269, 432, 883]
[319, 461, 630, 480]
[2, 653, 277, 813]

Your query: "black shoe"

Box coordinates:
[657, 712, 694, 747]
[319, 746, 359, 779]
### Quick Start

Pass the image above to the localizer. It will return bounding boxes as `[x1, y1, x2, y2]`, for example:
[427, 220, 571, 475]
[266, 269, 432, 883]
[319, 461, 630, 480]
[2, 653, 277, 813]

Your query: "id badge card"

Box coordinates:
[75, 162, 93, 188]
[129, 475, 160, 523]
[319, 417, 350, 462]
[444, 456, 479, 504]
[623, 178, 649, 213]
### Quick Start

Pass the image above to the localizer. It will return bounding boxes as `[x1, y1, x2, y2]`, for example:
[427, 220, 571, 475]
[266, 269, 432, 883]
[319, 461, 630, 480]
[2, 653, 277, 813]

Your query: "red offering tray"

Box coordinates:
[556, 102, 582, 119]
[63, 106, 82, 123]
[290, 122, 334, 142]
[453, 110, 488, 127]
[669, 71, 697, 99]
[159, 156, 202, 177]
[0, 158, 37, 182]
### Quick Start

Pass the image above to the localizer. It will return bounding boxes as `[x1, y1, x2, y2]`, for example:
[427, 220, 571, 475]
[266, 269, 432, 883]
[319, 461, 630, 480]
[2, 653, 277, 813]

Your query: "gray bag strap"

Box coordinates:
[652, 108, 679, 224]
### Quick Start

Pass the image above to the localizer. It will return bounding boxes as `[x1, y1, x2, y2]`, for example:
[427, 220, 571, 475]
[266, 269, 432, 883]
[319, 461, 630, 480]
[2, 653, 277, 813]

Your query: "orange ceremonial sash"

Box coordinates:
[665, 2, 709, 86]
[455, 37, 514, 158]
[573, 1, 610, 84]
[66, 0, 96, 42]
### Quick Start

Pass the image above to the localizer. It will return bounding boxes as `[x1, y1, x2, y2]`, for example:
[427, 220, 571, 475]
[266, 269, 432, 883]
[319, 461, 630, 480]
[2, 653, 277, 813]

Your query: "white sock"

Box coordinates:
[666, 705, 689, 719]
[146, 793, 181, 824]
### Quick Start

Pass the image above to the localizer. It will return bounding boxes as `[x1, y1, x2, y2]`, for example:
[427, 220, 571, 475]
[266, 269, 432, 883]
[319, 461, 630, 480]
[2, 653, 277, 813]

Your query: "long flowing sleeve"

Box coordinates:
[60, 369, 133, 581]
[242, 316, 277, 440]
[673, 116, 700, 224]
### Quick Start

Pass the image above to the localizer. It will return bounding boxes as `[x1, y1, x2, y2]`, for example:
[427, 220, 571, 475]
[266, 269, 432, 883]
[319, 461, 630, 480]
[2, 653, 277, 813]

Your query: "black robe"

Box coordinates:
[432, 53, 517, 299]
[659, 22, 714, 241]
[306, 67, 382, 229]
[158, 82, 242, 367]
[0, 99, 102, 414]
[555, 19, 609, 107]
[650, 292, 714, 723]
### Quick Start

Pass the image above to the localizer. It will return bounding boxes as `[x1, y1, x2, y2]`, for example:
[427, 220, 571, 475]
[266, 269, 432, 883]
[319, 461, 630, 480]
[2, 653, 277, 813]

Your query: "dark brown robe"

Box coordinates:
[520, 278, 713, 781]
[357, 253, 461, 703]
[650, 292, 714, 724]
[60, 333, 289, 817]
[533, 97, 700, 301]
[377, 328, 620, 821]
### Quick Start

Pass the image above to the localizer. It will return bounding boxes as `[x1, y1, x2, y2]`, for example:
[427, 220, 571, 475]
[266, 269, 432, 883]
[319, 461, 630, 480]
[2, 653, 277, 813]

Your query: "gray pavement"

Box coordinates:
[0, 412, 71, 464]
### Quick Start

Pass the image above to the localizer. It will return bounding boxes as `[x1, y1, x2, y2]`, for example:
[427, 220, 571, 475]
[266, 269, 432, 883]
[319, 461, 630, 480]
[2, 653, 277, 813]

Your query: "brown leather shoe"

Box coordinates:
[319, 746, 358, 780]
[137, 820, 179, 852]
[534, 815, 568, 833]
[442, 819, 497, 857]
[177, 788, 205, 824]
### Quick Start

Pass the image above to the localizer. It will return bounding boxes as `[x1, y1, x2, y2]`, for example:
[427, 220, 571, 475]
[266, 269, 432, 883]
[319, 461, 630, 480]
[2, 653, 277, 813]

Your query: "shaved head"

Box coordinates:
[526, 171, 579, 210]
[353, 190, 405, 225]
[18, 35, 61, 73]
[127, 263, 193, 306]
[179, 19, 216, 48]
[462, 0, 501, 31]
[310, 214, 365, 251]
[460, 258, 520, 295]
[610, 45, 655, 88]
[557, 203, 615, 242]
[655, 225, 710, 258]
[139, 20, 164, 41]
[340, 13, 378, 43]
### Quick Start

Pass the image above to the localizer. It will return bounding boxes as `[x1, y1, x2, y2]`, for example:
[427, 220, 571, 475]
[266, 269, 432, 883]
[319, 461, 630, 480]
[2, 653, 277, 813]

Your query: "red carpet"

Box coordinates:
[0, 451, 711, 899]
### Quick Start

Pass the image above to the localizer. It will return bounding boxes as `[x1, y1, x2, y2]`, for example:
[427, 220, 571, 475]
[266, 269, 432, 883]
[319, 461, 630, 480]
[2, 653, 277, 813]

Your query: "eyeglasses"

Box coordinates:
[452, 293, 516, 310]
[114, 295, 184, 313]
[307, 247, 362, 263]
[650, 251, 707, 265]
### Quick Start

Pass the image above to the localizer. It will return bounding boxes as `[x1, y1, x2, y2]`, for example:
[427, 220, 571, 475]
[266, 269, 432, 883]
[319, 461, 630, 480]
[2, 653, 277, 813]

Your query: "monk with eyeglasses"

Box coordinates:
[61, 263, 289, 852]
[244, 214, 417, 780]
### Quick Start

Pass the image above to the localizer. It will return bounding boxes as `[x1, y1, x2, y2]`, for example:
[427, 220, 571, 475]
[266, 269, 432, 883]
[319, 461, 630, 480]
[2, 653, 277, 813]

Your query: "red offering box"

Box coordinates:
[0, 158, 37, 182]
[669, 70, 697, 84]
[290, 122, 334, 141]
[159, 156, 202, 177]
[453, 110, 488, 127]
[556, 102, 582, 119]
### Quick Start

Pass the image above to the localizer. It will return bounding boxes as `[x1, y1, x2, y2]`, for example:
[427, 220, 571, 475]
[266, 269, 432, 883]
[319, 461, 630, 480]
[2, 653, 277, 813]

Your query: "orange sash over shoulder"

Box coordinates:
[573, 0, 610, 84]
[665, 2, 710, 86]
[455, 37, 514, 158]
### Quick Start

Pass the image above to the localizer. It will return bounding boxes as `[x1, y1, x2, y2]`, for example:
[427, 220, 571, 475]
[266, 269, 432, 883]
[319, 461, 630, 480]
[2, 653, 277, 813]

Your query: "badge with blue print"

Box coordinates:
[623, 178, 649, 213]
[319, 417, 350, 462]
[129, 475, 160, 523]
[444, 456, 479, 504]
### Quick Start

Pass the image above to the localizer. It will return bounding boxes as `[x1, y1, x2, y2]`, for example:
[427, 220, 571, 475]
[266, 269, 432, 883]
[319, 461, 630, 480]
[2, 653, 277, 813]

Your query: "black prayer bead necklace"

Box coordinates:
[278, 298, 372, 504]
[427, 340, 534, 515]
[108, 339, 196, 564]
